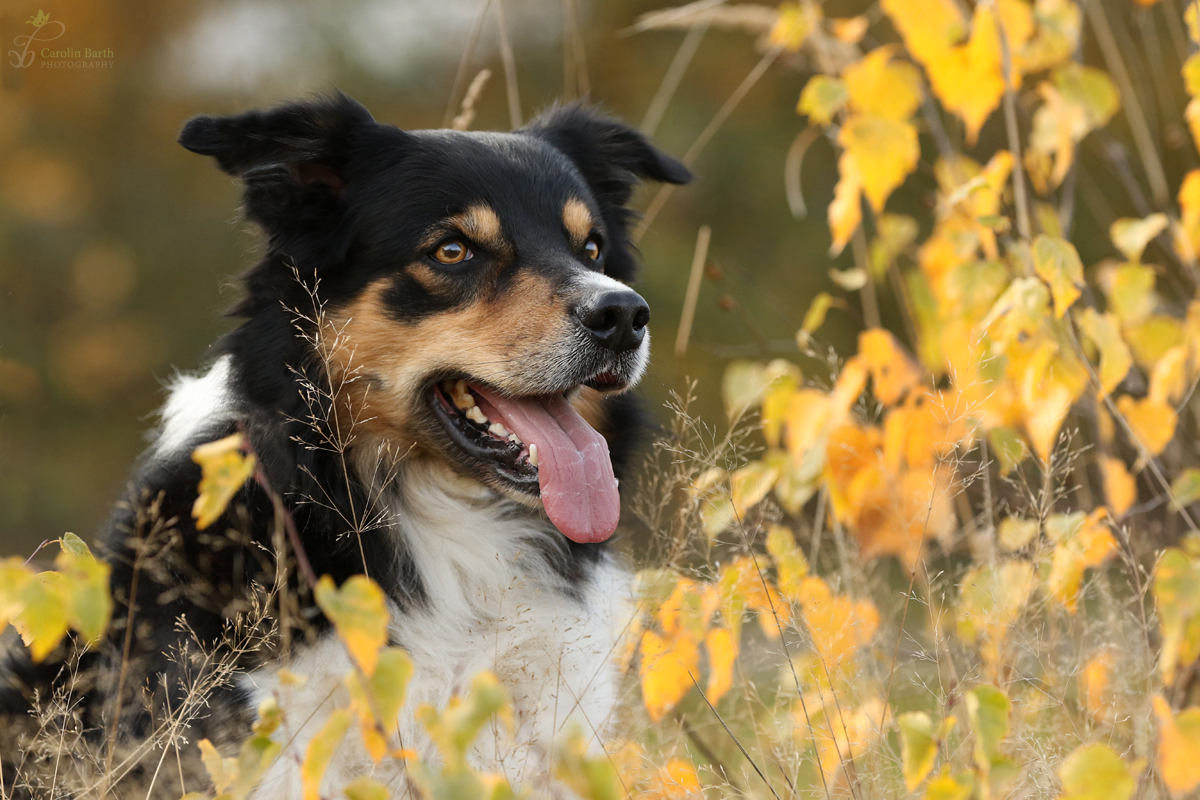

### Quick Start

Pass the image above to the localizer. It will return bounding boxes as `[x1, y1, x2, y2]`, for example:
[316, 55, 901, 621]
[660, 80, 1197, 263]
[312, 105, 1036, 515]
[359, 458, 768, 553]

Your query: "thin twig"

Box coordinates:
[675, 225, 712, 358]
[990, 0, 1032, 241]
[634, 45, 783, 243]
[494, 0, 522, 129]
[443, 0, 492, 128]
[688, 672, 783, 800]
[641, 17, 710, 136]
[1083, 0, 1170, 208]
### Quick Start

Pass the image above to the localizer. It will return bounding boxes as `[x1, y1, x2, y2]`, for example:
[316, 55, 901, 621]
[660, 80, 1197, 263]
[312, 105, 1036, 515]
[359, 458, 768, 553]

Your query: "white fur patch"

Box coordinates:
[152, 356, 236, 457]
[243, 461, 632, 798]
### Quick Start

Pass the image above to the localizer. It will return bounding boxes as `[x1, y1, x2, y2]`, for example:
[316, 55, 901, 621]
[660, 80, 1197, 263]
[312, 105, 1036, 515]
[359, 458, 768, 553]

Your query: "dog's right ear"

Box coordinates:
[178, 92, 375, 193]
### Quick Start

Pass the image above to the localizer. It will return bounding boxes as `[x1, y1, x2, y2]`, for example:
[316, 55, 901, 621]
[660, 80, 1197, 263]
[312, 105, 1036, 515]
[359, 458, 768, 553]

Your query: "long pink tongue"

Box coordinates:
[472, 386, 619, 543]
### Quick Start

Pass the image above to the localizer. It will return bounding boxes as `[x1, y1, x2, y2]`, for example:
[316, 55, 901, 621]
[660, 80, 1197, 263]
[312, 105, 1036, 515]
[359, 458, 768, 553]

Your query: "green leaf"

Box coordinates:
[1033, 235, 1084, 318]
[344, 776, 390, 800]
[870, 213, 919, 278]
[1059, 743, 1142, 800]
[988, 427, 1028, 475]
[898, 712, 938, 791]
[554, 725, 623, 800]
[965, 684, 1010, 773]
[1172, 469, 1200, 509]
[798, 76, 848, 126]
[1053, 64, 1120, 128]
[800, 291, 837, 340]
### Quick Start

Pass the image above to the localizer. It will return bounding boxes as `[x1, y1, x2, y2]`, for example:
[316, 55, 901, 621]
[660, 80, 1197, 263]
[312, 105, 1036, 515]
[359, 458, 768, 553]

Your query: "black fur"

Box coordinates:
[1, 92, 689, 797]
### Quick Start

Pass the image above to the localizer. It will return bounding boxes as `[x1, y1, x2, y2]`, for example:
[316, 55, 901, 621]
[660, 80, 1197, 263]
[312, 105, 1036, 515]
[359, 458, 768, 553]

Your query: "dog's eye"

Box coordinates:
[584, 237, 601, 261]
[433, 240, 472, 265]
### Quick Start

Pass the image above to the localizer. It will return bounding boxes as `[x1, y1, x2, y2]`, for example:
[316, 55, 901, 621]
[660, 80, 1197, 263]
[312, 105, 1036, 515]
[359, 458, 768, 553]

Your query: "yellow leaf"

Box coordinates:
[870, 213, 919, 278]
[829, 266, 868, 291]
[1185, 53, 1200, 97]
[1115, 395, 1177, 456]
[859, 328, 923, 405]
[1048, 509, 1116, 612]
[191, 433, 257, 530]
[798, 76, 847, 126]
[1107, 263, 1157, 324]
[799, 291, 838, 340]
[766, 525, 808, 600]
[302, 709, 353, 800]
[998, 517, 1039, 551]
[416, 671, 513, 772]
[704, 627, 737, 705]
[346, 646, 413, 762]
[730, 460, 779, 517]
[1154, 695, 1200, 797]
[1058, 743, 1141, 800]
[839, 115, 920, 213]
[898, 711, 938, 791]
[926, 771, 975, 800]
[199, 739, 234, 794]
[640, 630, 700, 721]
[1125, 315, 1185, 371]
[0, 557, 33, 633]
[313, 575, 389, 675]
[842, 47, 924, 121]
[13, 571, 69, 662]
[1077, 308, 1133, 398]
[1111, 214, 1168, 263]
[1033, 235, 1084, 317]
[769, 2, 819, 52]
[1189, 2, 1200, 43]
[829, 152, 863, 255]
[1100, 456, 1137, 517]
[1149, 345, 1189, 406]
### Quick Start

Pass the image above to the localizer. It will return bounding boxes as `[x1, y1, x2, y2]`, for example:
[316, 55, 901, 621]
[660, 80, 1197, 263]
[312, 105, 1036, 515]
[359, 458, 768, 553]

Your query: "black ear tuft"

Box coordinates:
[521, 103, 692, 207]
[178, 91, 374, 182]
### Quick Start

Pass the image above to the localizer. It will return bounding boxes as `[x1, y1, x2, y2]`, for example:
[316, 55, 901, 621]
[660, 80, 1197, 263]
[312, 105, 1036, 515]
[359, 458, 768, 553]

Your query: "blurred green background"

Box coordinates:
[0, 0, 850, 553]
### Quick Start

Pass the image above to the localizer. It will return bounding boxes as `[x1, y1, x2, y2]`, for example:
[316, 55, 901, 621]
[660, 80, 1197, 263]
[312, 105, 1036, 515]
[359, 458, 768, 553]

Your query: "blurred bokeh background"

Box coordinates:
[0, 0, 1182, 554]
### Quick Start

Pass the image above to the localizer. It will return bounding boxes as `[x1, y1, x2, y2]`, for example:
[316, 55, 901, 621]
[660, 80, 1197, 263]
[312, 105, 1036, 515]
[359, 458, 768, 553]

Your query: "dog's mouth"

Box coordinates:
[428, 378, 620, 543]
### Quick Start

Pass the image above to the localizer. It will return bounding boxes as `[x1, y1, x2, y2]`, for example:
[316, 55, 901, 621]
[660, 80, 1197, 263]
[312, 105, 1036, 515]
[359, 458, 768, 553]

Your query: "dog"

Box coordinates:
[0, 92, 690, 797]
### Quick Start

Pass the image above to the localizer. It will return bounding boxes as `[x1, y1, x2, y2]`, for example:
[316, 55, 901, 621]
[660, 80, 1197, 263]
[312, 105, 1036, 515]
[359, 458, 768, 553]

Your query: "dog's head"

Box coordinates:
[179, 92, 690, 543]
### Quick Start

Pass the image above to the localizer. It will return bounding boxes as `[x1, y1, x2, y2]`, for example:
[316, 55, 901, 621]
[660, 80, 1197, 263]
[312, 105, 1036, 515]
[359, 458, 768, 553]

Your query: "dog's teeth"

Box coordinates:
[450, 380, 476, 410]
[507, 433, 521, 444]
[529, 443, 539, 466]
[488, 422, 510, 438]
[466, 406, 487, 424]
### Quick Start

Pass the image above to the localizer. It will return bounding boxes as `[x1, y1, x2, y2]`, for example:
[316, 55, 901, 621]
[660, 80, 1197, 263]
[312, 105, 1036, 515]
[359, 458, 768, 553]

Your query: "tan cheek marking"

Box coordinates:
[562, 198, 594, 245]
[322, 272, 575, 450]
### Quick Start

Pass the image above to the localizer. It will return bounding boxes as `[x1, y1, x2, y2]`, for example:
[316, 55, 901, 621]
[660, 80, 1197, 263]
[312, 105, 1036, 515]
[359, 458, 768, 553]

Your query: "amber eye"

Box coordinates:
[433, 240, 471, 264]
[583, 237, 601, 261]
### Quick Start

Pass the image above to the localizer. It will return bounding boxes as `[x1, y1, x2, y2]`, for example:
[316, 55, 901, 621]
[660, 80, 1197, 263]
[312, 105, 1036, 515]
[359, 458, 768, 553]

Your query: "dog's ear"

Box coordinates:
[521, 103, 691, 207]
[178, 92, 374, 193]
[522, 104, 691, 282]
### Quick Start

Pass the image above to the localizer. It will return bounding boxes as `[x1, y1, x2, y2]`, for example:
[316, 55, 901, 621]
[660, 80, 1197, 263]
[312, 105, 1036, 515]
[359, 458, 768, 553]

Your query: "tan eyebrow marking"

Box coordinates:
[562, 198, 594, 245]
[421, 204, 509, 253]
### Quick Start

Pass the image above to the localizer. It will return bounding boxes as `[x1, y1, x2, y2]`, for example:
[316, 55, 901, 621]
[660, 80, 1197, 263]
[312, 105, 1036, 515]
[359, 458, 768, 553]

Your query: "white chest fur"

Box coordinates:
[243, 463, 631, 798]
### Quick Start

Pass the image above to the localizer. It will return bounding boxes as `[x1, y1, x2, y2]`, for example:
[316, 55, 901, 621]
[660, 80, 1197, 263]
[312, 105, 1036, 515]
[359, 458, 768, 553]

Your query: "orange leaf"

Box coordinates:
[797, 576, 879, 671]
[1154, 695, 1200, 797]
[1100, 456, 1137, 517]
[1080, 651, 1115, 722]
[829, 153, 863, 255]
[860, 329, 923, 405]
[1115, 395, 1178, 456]
[1048, 509, 1116, 612]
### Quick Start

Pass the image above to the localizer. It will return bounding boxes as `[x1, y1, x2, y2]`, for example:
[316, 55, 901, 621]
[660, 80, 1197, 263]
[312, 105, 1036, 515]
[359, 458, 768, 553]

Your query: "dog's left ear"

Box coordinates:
[178, 91, 375, 193]
[522, 103, 692, 207]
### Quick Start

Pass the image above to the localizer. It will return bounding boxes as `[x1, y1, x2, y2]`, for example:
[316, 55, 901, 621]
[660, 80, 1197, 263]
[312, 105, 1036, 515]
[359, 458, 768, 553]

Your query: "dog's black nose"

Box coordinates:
[576, 290, 651, 353]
